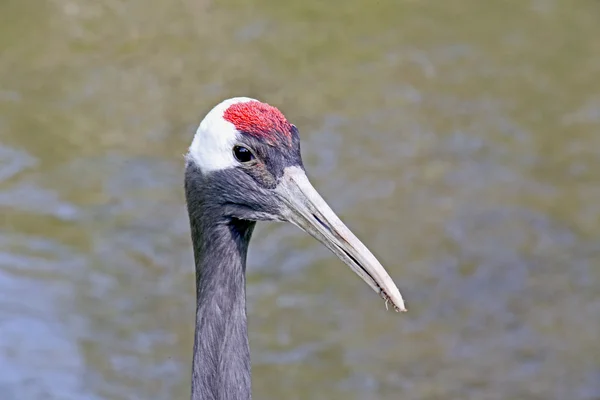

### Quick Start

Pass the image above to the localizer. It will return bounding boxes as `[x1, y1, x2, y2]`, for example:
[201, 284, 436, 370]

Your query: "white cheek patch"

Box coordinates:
[188, 97, 258, 173]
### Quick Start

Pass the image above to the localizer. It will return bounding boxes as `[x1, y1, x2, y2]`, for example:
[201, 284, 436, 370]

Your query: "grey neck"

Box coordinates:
[187, 197, 255, 400]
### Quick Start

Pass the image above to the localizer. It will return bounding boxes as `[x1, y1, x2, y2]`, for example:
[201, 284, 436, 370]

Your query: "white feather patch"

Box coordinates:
[188, 97, 258, 173]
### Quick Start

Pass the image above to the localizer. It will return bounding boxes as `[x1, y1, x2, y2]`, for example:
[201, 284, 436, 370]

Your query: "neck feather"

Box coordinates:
[186, 181, 255, 400]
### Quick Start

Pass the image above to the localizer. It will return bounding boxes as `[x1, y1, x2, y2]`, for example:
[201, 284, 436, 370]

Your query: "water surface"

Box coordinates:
[1, 0, 599, 399]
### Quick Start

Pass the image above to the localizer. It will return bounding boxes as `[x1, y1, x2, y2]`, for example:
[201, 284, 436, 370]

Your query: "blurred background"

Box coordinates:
[1, 0, 600, 399]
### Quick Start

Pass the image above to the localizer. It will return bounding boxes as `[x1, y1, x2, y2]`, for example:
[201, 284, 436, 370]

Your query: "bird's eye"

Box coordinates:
[233, 146, 255, 163]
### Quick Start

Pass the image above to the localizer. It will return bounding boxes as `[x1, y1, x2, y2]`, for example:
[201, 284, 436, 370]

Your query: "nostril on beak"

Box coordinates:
[313, 214, 331, 233]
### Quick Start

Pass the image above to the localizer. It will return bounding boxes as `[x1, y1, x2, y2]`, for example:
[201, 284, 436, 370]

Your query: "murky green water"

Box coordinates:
[1, 0, 599, 399]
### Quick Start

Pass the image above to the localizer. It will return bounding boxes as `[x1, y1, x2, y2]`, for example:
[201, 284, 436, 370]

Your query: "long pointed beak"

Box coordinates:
[275, 166, 406, 312]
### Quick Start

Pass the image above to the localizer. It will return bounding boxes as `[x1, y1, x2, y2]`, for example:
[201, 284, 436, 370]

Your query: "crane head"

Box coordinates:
[186, 97, 406, 312]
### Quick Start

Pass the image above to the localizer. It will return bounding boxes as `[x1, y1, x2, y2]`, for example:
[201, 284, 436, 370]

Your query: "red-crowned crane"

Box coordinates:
[184, 97, 406, 400]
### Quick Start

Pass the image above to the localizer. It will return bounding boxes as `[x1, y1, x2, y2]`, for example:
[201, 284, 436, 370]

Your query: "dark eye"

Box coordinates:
[233, 146, 254, 163]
